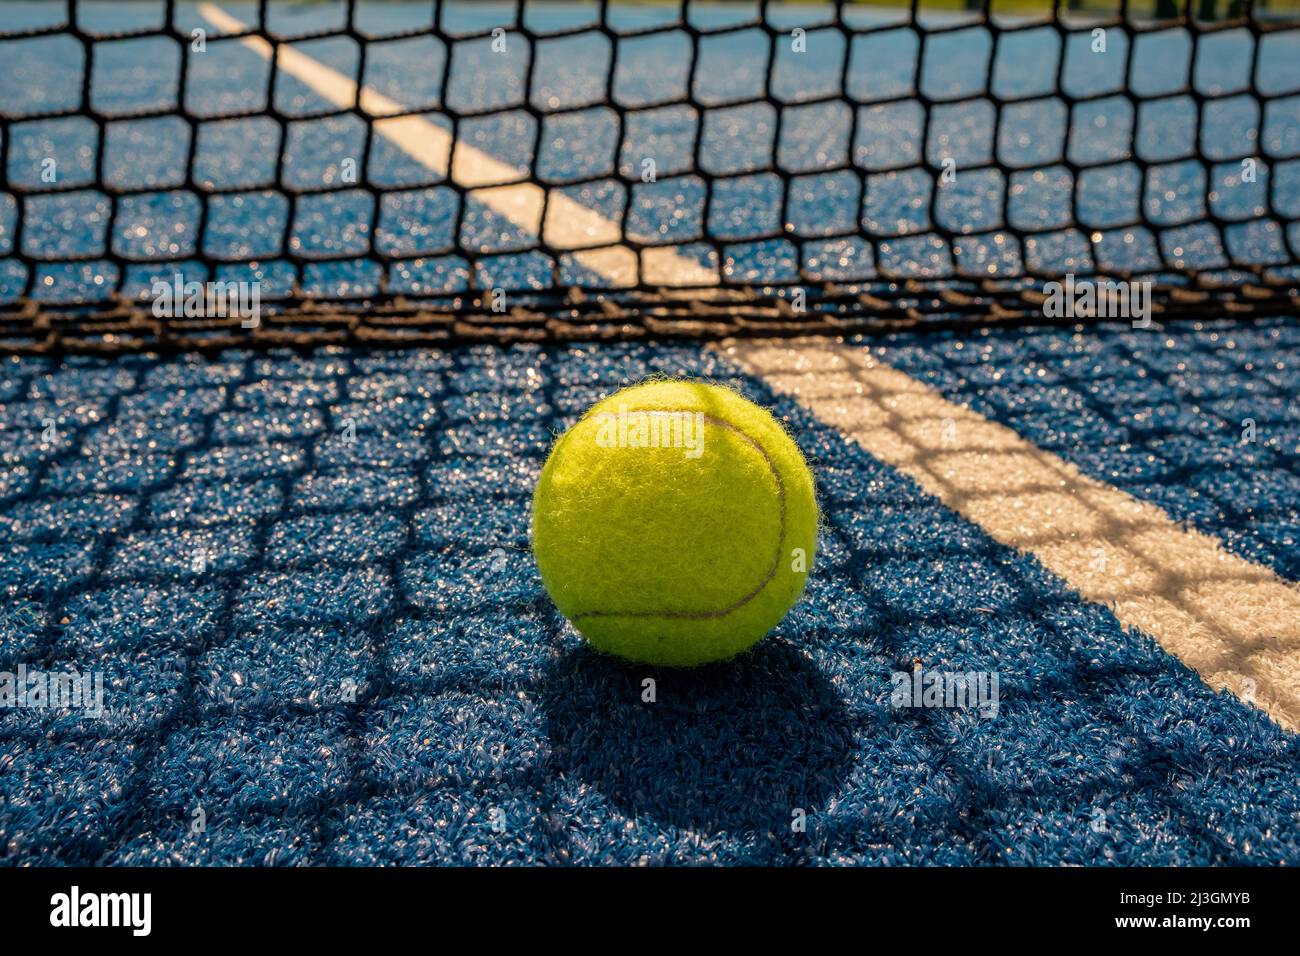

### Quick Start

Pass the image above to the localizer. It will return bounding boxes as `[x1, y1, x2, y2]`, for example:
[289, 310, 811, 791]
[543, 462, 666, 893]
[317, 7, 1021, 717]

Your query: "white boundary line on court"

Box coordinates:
[720, 339, 1300, 735]
[197, 2, 718, 287]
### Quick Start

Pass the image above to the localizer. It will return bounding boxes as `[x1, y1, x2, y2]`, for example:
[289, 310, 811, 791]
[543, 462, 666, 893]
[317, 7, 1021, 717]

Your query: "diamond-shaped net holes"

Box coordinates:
[0, 0, 1297, 354]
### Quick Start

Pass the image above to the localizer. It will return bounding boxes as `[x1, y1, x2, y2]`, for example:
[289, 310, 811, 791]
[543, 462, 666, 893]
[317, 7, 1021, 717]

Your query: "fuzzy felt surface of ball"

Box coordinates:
[531, 380, 818, 666]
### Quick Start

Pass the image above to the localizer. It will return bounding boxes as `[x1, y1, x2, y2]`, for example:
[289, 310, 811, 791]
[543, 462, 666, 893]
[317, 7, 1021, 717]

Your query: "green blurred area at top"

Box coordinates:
[764, 0, 1297, 15]
[879, 0, 1294, 14]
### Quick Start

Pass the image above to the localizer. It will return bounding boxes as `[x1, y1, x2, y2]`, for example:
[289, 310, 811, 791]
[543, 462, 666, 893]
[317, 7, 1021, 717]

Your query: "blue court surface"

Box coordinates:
[0, 2, 1298, 867]
[1, 320, 1297, 865]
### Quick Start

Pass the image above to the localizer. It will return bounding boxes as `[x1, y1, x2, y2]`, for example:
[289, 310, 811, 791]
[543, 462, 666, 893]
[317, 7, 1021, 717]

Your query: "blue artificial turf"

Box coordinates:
[0, 328, 1296, 865]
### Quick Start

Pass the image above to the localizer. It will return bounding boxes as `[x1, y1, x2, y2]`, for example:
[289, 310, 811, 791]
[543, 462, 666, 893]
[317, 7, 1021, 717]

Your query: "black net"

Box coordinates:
[1, 0, 1298, 355]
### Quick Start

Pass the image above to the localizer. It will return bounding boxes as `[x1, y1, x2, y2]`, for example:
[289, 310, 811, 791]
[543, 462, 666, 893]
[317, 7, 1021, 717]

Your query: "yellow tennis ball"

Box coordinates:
[531, 380, 818, 666]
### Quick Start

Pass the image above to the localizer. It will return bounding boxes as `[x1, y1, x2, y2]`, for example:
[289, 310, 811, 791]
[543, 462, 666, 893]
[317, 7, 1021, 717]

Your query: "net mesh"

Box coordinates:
[1, 0, 1298, 355]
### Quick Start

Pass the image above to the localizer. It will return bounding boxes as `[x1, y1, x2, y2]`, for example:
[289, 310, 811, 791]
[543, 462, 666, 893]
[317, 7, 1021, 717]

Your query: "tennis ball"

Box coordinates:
[531, 380, 817, 666]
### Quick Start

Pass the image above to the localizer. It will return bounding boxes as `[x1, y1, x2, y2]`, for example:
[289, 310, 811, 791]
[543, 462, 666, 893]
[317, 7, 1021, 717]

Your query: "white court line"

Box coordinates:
[721, 339, 1300, 735]
[197, 3, 718, 287]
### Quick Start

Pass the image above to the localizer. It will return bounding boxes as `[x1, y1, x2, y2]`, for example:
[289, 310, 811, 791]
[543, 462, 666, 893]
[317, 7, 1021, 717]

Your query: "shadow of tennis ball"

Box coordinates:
[541, 640, 855, 833]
